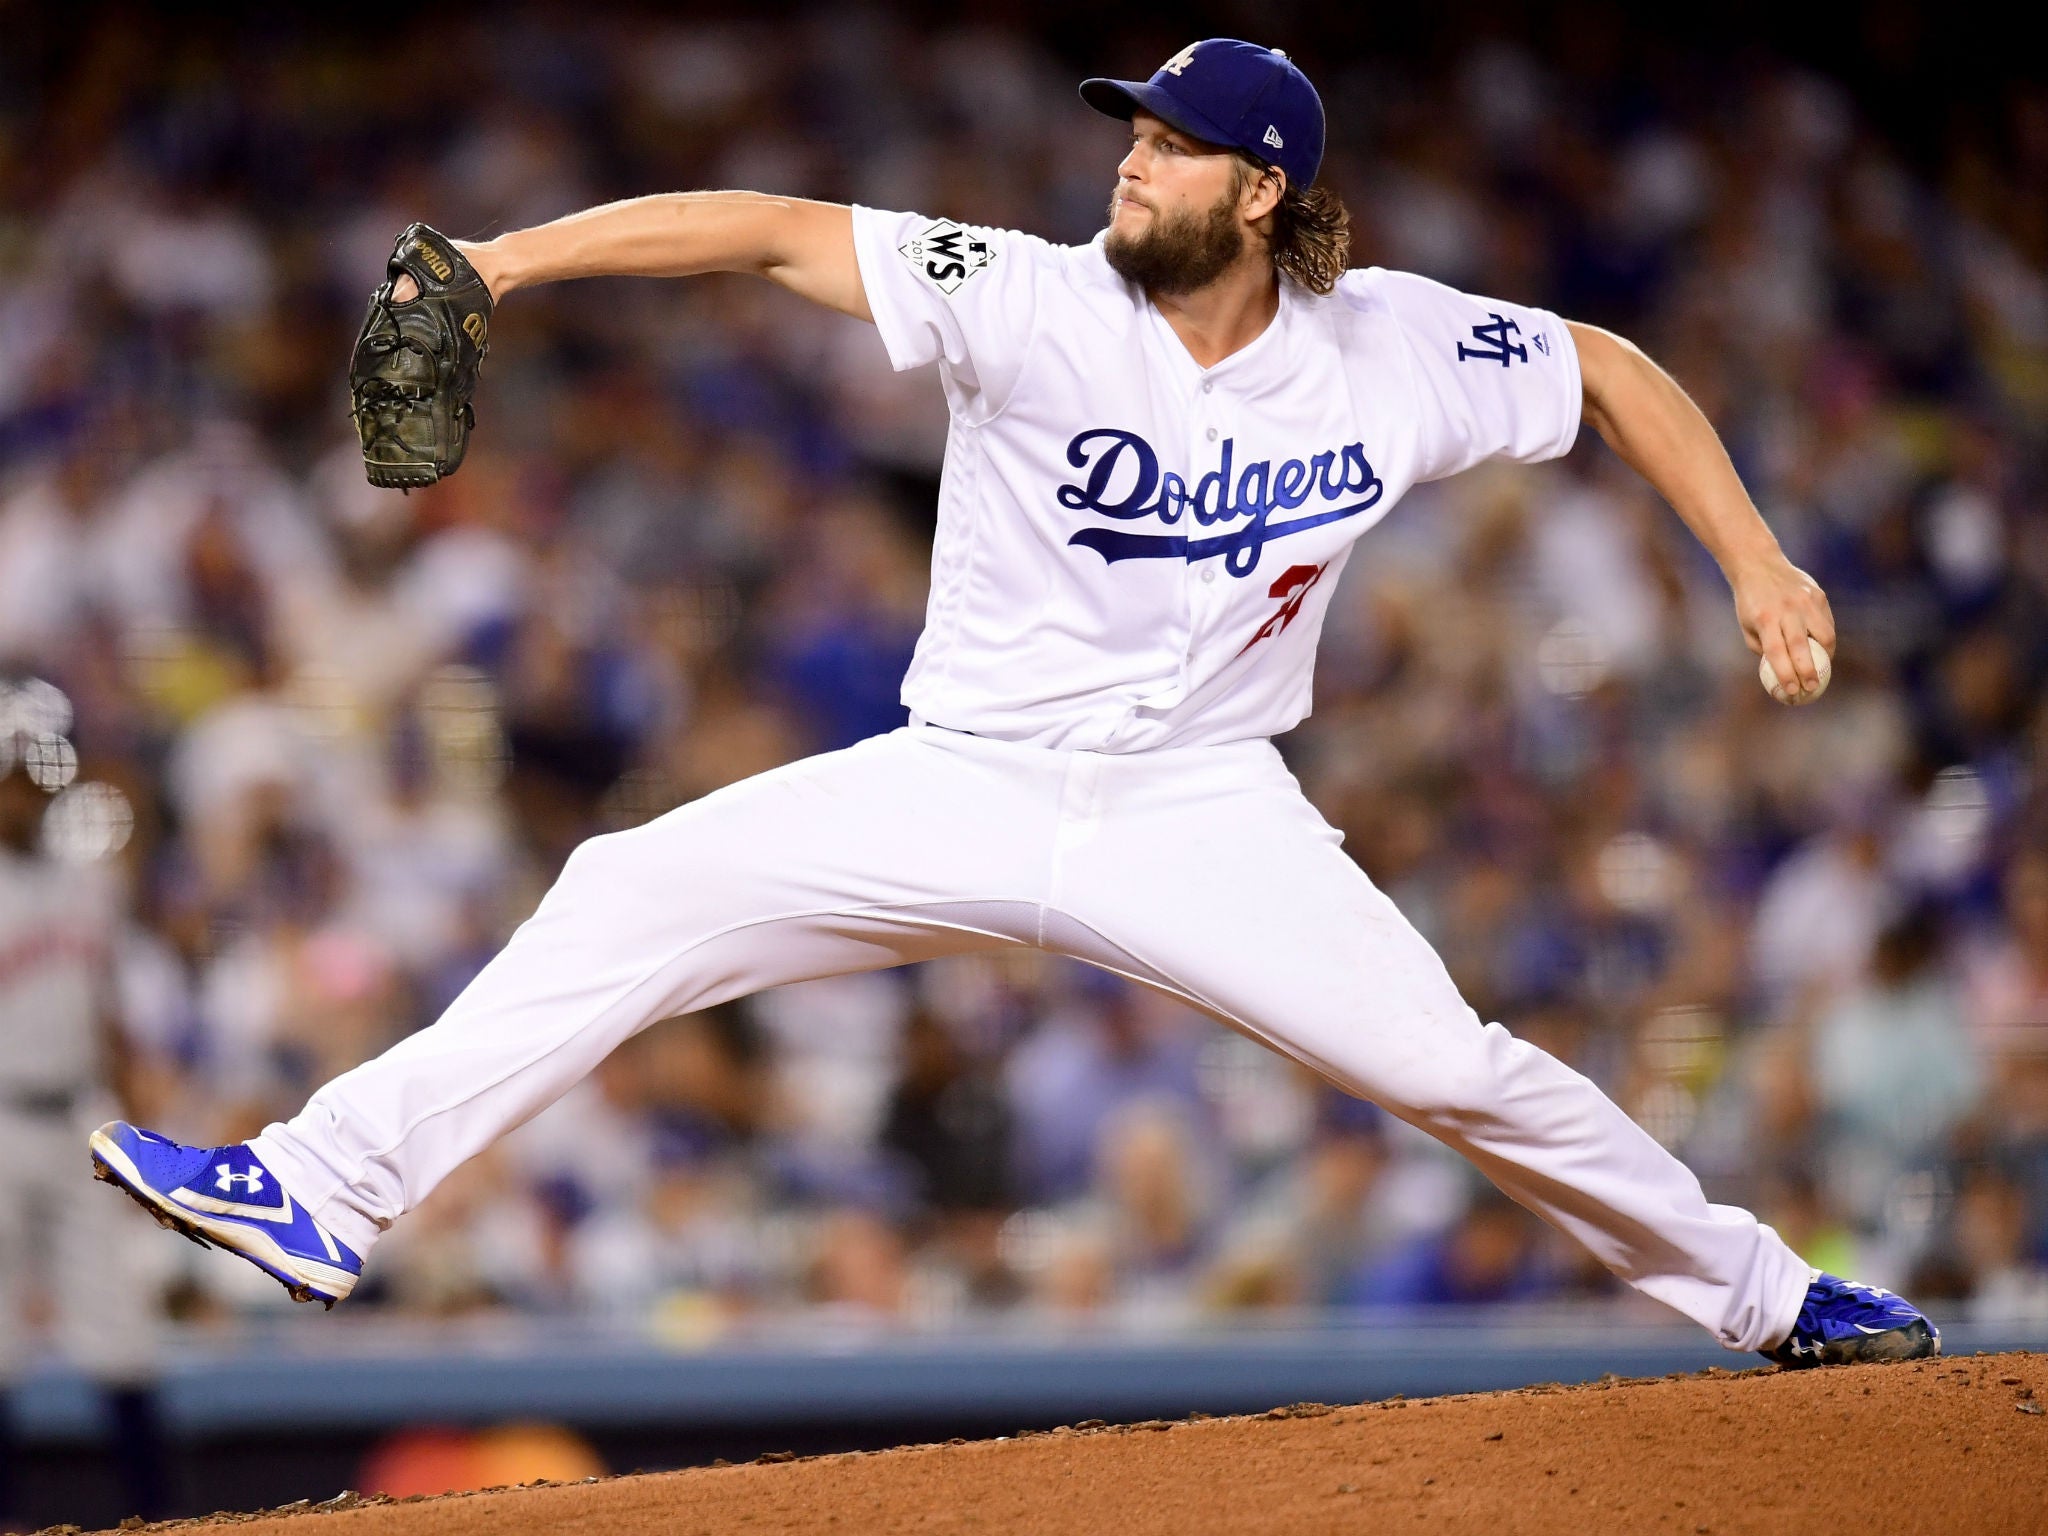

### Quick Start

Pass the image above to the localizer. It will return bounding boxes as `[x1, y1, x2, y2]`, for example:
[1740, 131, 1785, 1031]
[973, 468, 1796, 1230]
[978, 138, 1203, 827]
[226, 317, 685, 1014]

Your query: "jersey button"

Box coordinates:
[1202, 380, 1214, 393]
[1205, 426, 1218, 441]
[1202, 567, 1217, 583]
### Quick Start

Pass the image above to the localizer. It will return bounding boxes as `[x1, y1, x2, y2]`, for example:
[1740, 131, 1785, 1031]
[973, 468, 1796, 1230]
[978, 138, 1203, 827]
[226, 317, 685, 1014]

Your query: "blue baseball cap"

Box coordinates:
[1081, 39, 1324, 191]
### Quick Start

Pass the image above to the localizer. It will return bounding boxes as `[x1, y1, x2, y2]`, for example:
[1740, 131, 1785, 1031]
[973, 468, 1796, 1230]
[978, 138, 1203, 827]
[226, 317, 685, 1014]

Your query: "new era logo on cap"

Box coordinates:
[1080, 37, 1326, 191]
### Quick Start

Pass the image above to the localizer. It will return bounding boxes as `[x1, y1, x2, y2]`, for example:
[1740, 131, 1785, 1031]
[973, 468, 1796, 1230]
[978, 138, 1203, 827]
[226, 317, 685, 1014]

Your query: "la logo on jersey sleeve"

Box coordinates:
[1456, 312, 1553, 366]
[899, 220, 997, 294]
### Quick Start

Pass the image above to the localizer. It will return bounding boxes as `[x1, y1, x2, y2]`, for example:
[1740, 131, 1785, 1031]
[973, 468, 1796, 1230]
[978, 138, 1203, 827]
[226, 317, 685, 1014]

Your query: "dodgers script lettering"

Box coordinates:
[1057, 428, 1383, 578]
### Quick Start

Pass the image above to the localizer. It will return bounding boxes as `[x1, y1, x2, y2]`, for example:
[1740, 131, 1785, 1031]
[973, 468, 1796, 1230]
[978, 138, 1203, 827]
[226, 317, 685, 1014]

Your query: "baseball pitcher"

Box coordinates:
[93, 40, 1933, 1368]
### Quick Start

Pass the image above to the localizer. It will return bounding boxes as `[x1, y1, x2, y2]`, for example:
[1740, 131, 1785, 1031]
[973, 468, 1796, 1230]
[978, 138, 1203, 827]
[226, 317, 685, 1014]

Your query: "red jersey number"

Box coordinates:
[1236, 562, 1327, 658]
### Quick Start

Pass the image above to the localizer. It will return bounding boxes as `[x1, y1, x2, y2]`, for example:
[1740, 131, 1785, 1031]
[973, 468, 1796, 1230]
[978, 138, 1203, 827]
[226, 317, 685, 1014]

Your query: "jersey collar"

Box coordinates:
[1141, 278, 1296, 395]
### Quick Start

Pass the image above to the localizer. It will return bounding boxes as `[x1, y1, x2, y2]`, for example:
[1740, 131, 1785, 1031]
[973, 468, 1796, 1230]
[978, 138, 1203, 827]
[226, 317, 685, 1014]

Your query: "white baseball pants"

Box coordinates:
[253, 726, 1807, 1351]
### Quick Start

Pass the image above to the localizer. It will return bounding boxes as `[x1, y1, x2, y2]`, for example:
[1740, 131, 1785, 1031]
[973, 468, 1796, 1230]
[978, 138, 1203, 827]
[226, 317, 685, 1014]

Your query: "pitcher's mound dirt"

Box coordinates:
[96, 1351, 2047, 1536]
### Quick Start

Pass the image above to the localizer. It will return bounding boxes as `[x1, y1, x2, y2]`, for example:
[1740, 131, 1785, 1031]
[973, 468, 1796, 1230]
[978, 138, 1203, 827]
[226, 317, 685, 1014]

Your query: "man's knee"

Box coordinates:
[556, 825, 639, 884]
[1369, 1013, 1523, 1126]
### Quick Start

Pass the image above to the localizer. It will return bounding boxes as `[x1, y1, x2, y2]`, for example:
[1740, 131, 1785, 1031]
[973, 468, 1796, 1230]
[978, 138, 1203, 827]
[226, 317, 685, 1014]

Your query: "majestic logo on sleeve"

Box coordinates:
[899, 221, 995, 294]
[1057, 428, 1383, 578]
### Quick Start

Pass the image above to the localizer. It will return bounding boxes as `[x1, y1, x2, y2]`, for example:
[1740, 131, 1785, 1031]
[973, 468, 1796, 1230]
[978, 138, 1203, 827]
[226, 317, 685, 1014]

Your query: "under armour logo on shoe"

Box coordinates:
[216, 1165, 265, 1195]
[1264, 125, 1284, 150]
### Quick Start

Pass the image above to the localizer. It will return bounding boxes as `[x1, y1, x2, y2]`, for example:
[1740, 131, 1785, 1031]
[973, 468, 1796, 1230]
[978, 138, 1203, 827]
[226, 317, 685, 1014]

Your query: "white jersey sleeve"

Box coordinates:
[1363, 269, 1583, 482]
[850, 205, 1044, 420]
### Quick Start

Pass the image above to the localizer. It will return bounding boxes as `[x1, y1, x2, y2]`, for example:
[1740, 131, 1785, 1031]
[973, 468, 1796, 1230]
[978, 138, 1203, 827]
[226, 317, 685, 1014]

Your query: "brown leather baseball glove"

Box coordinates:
[348, 222, 493, 489]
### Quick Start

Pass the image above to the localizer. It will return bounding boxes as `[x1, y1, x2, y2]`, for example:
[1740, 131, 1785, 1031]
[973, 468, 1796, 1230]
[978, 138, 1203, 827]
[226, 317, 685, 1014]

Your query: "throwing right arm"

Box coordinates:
[396, 193, 870, 321]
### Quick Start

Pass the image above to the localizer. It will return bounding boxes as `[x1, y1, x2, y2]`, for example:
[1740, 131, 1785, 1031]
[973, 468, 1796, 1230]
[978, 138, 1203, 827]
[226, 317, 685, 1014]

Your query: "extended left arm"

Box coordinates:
[1566, 320, 1834, 699]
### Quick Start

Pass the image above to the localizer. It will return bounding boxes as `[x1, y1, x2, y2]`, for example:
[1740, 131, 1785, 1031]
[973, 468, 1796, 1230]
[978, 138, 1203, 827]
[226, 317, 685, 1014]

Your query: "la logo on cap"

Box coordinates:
[1161, 42, 1198, 75]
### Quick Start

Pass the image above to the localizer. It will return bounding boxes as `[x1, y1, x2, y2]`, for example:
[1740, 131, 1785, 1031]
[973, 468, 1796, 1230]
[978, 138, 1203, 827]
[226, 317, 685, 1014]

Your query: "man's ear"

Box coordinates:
[1242, 164, 1286, 224]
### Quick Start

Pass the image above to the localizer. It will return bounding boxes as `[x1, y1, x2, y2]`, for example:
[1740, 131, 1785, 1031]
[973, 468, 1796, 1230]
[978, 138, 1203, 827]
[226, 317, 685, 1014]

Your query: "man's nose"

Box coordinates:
[1116, 142, 1146, 181]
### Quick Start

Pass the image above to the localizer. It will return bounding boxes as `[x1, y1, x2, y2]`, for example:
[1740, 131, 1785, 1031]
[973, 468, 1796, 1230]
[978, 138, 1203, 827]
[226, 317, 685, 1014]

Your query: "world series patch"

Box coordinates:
[899, 220, 996, 295]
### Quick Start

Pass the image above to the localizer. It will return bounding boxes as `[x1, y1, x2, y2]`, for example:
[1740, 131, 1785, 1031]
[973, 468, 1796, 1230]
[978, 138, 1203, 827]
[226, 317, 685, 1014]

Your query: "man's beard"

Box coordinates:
[1103, 184, 1245, 295]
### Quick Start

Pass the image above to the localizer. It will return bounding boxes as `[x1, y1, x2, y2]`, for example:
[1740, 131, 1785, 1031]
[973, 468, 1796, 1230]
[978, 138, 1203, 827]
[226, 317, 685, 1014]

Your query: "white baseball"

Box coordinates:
[1758, 636, 1832, 704]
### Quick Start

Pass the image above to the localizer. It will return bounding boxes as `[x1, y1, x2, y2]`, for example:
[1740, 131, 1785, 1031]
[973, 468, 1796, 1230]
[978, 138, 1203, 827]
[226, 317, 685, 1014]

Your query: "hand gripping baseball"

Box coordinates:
[348, 223, 494, 489]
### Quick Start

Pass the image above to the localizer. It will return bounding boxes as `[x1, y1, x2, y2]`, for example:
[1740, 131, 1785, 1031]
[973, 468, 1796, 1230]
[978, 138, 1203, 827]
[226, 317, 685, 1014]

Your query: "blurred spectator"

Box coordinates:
[1339, 1189, 1559, 1308]
[1006, 973, 1206, 1204]
[880, 1003, 1015, 1216]
[1968, 851, 2048, 1062]
[1811, 906, 1983, 1230]
[0, 705, 164, 1521]
[805, 1207, 910, 1319]
[1952, 1168, 2048, 1321]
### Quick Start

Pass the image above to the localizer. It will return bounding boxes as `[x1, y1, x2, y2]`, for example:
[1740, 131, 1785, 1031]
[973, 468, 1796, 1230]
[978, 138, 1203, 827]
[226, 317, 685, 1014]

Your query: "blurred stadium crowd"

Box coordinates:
[1, 8, 2045, 1345]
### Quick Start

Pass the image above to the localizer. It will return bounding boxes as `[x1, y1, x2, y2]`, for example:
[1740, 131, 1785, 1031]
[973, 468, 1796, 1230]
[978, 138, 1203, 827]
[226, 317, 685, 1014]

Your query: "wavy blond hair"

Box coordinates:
[1234, 154, 1351, 295]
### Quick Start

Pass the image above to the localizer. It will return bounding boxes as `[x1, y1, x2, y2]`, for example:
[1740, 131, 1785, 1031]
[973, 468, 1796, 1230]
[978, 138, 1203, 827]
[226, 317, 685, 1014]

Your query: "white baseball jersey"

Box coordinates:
[0, 844, 110, 1095]
[850, 208, 1582, 751]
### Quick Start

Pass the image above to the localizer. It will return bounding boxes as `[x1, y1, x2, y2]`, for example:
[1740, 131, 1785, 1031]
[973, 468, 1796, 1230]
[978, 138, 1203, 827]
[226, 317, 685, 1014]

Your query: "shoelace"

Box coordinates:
[352, 284, 441, 453]
[356, 284, 432, 374]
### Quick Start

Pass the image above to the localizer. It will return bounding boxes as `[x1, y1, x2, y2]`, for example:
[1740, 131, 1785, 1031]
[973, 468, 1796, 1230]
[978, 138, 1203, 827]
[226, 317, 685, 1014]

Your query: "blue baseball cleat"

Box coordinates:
[1764, 1271, 1939, 1368]
[89, 1122, 361, 1308]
